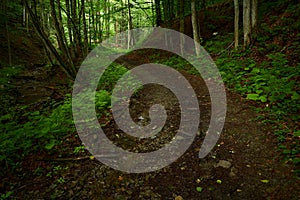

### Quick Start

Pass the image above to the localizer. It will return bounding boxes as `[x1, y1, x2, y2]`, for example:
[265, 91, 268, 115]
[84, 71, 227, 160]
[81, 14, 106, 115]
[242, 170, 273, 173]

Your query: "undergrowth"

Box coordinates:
[204, 11, 300, 171]
[0, 63, 131, 176]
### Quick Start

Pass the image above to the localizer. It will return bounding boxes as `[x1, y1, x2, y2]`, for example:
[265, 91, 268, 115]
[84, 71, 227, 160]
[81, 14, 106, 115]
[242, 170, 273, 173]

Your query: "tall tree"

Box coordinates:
[179, 0, 185, 54]
[243, 0, 258, 48]
[81, 0, 88, 57]
[155, 0, 162, 26]
[71, 0, 81, 57]
[251, 0, 258, 31]
[243, 0, 251, 48]
[234, 0, 239, 49]
[4, 0, 12, 65]
[104, 0, 111, 38]
[65, 0, 73, 44]
[191, 0, 201, 56]
[127, 0, 135, 48]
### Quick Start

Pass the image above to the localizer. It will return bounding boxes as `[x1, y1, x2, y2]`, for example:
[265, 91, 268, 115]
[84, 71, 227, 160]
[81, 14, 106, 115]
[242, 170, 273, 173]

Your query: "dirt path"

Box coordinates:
[11, 51, 299, 199]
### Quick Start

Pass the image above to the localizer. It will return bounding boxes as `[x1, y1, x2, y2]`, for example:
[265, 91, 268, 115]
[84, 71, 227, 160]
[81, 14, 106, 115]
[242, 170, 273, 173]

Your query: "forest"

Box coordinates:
[0, 0, 299, 199]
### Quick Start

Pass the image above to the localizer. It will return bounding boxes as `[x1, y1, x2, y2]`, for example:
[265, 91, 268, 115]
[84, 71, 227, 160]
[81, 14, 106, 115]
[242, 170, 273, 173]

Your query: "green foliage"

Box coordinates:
[0, 58, 138, 175]
[0, 89, 115, 174]
[73, 145, 85, 154]
[0, 191, 13, 200]
[212, 46, 299, 165]
[215, 53, 299, 120]
[204, 33, 233, 54]
[95, 90, 111, 119]
[0, 96, 73, 172]
[0, 64, 23, 87]
[98, 63, 128, 92]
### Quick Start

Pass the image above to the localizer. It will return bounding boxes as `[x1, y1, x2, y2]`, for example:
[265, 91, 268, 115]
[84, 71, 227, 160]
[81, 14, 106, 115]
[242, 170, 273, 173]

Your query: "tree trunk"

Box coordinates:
[89, 0, 96, 43]
[104, 0, 110, 38]
[127, 0, 135, 49]
[234, 0, 239, 50]
[26, 1, 31, 32]
[71, 0, 81, 56]
[4, 0, 12, 65]
[243, 0, 251, 48]
[23, 0, 75, 78]
[65, 0, 73, 44]
[162, 0, 167, 24]
[251, 0, 257, 31]
[50, 0, 75, 71]
[95, 0, 102, 43]
[81, 0, 89, 57]
[191, 0, 201, 56]
[155, 0, 162, 26]
[179, 0, 185, 54]
[6, 21, 12, 66]
[23, 4, 26, 26]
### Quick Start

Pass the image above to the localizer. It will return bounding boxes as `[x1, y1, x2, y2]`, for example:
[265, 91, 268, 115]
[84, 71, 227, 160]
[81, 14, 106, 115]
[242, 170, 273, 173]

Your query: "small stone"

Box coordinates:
[229, 167, 238, 177]
[138, 116, 144, 120]
[215, 160, 232, 169]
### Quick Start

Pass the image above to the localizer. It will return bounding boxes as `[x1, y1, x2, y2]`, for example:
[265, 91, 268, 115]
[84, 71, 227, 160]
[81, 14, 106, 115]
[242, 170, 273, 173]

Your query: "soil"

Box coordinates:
[4, 49, 299, 200]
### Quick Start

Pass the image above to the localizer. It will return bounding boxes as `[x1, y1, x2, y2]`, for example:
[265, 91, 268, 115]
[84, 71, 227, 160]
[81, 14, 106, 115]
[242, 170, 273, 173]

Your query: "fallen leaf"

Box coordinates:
[260, 179, 269, 183]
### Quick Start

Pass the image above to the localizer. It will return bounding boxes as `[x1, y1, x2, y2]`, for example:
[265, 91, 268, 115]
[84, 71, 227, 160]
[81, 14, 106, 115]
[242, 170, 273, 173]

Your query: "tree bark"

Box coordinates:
[234, 0, 239, 50]
[65, 0, 73, 44]
[104, 0, 110, 38]
[127, 0, 135, 49]
[251, 0, 257, 30]
[179, 0, 185, 54]
[155, 0, 162, 26]
[81, 0, 89, 57]
[71, 0, 81, 56]
[191, 0, 201, 56]
[4, 0, 12, 65]
[243, 0, 251, 48]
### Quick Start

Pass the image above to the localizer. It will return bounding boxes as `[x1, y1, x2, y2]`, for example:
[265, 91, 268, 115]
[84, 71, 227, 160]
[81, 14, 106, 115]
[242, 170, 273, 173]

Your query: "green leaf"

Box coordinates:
[282, 149, 291, 154]
[251, 68, 260, 73]
[259, 95, 268, 102]
[279, 145, 286, 149]
[260, 180, 269, 183]
[216, 180, 222, 184]
[292, 157, 300, 165]
[246, 94, 259, 100]
[196, 187, 203, 192]
[256, 89, 263, 94]
[294, 130, 300, 137]
[45, 139, 56, 150]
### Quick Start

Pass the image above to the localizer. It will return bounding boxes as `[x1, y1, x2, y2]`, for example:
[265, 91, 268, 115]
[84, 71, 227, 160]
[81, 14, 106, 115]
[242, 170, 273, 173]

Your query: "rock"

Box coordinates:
[175, 195, 184, 200]
[215, 160, 232, 169]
